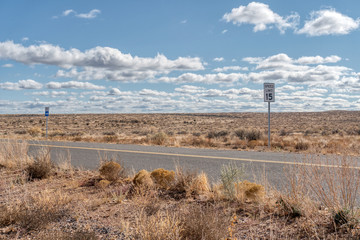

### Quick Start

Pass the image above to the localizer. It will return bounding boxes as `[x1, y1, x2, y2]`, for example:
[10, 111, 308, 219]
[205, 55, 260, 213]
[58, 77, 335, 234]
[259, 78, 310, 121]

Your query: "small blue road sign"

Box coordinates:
[45, 107, 49, 116]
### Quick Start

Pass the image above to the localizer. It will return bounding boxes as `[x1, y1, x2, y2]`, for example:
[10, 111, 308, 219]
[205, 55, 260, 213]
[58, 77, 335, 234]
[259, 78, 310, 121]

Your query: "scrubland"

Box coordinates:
[1, 140, 360, 239]
[1, 111, 360, 155]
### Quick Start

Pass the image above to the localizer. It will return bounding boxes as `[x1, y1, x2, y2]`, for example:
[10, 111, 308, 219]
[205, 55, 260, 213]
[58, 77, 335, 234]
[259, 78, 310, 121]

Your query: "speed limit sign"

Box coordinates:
[264, 83, 275, 102]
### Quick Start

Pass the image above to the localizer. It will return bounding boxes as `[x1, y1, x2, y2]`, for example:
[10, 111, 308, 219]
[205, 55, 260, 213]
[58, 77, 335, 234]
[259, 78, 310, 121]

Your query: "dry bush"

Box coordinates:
[149, 132, 168, 145]
[27, 127, 42, 137]
[187, 172, 211, 196]
[26, 148, 53, 180]
[0, 189, 70, 231]
[0, 140, 31, 169]
[295, 140, 310, 151]
[99, 161, 123, 182]
[298, 155, 360, 227]
[128, 210, 182, 240]
[151, 168, 175, 189]
[180, 203, 231, 240]
[235, 180, 265, 202]
[133, 169, 154, 188]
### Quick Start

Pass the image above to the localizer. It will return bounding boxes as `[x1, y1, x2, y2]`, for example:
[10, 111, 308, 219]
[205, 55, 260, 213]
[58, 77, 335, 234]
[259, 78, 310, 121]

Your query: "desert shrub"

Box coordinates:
[99, 161, 124, 182]
[49, 130, 66, 137]
[187, 172, 210, 196]
[234, 129, 246, 140]
[0, 140, 31, 169]
[150, 132, 168, 145]
[133, 169, 154, 188]
[235, 180, 265, 202]
[207, 130, 228, 139]
[37, 230, 98, 240]
[14, 129, 27, 135]
[130, 210, 182, 240]
[103, 131, 116, 136]
[151, 168, 175, 189]
[180, 204, 231, 240]
[103, 135, 118, 142]
[95, 179, 111, 189]
[295, 141, 309, 151]
[246, 129, 263, 141]
[0, 190, 70, 231]
[276, 195, 302, 218]
[279, 129, 288, 136]
[28, 127, 42, 137]
[220, 162, 245, 200]
[26, 149, 53, 180]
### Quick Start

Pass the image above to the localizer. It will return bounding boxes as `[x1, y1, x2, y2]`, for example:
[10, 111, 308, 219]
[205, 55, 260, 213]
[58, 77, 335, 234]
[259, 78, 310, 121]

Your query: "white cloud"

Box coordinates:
[46, 81, 105, 90]
[213, 66, 248, 72]
[223, 2, 299, 33]
[222, 29, 228, 34]
[0, 41, 204, 72]
[22, 37, 29, 42]
[181, 19, 187, 24]
[1, 63, 13, 68]
[108, 88, 122, 95]
[296, 55, 341, 65]
[76, 9, 101, 19]
[157, 72, 244, 84]
[297, 9, 360, 36]
[213, 57, 224, 62]
[32, 91, 68, 97]
[61, 9, 101, 19]
[0, 79, 43, 90]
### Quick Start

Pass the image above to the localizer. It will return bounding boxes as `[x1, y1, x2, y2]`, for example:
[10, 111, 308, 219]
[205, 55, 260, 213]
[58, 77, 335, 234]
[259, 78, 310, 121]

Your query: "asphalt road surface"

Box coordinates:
[23, 140, 356, 190]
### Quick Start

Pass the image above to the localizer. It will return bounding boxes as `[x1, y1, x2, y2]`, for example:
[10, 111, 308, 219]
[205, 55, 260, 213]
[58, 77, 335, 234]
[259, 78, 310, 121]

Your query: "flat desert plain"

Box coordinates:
[1, 111, 360, 154]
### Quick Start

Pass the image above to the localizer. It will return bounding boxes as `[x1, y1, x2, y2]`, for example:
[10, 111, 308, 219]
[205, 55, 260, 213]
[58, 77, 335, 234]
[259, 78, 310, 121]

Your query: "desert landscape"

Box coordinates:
[1, 111, 360, 155]
[1, 112, 360, 239]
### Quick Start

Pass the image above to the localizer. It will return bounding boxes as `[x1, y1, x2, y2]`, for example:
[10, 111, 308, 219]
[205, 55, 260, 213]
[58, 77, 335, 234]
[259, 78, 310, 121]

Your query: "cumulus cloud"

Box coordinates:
[0, 41, 204, 81]
[46, 81, 105, 90]
[213, 57, 224, 62]
[213, 66, 249, 72]
[297, 9, 360, 36]
[223, 2, 299, 33]
[108, 88, 122, 95]
[61, 9, 101, 19]
[157, 72, 245, 84]
[0, 79, 43, 90]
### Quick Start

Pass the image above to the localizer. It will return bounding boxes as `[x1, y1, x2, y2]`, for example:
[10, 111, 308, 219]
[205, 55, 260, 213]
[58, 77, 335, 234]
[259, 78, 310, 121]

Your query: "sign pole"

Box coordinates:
[264, 83, 275, 149]
[45, 107, 49, 139]
[268, 101, 270, 148]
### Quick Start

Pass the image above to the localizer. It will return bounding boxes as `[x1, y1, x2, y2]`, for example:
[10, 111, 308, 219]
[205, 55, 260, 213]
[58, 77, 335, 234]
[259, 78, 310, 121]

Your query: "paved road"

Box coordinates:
[24, 140, 335, 189]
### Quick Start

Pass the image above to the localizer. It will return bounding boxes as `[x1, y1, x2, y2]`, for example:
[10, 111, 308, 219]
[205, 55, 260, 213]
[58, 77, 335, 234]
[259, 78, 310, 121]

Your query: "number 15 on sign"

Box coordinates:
[264, 83, 275, 102]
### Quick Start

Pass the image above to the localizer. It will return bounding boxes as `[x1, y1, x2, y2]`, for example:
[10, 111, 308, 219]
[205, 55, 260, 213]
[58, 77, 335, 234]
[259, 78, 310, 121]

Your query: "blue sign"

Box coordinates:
[45, 107, 50, 116]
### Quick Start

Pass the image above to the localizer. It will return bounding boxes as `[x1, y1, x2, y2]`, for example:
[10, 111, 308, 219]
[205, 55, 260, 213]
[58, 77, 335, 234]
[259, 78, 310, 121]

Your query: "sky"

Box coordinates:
[0, 0, 360, 114]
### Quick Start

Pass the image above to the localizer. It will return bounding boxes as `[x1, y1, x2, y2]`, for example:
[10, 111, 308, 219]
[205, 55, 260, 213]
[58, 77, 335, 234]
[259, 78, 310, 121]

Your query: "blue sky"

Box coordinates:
[1, 0, 360, 114]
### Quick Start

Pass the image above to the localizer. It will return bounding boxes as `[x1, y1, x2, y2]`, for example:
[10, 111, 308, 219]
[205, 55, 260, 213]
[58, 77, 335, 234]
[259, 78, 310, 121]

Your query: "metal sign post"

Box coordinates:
[264, 83, 275, 148]
[45, 107, 49, 139]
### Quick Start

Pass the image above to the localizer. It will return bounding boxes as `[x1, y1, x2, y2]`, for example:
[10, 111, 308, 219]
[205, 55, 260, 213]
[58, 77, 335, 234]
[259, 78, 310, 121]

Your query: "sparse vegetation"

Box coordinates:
[2, 118, 360, 238]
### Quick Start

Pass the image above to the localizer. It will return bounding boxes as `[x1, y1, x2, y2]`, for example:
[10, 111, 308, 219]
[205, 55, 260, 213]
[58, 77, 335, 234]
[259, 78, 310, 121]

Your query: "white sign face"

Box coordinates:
[264, 83, 275, 102]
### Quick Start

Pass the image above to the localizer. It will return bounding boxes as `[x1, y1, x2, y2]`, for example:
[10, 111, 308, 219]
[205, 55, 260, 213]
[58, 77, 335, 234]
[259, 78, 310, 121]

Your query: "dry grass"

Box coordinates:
[1, 141, 360, 239]
[3, 111, 360, 155]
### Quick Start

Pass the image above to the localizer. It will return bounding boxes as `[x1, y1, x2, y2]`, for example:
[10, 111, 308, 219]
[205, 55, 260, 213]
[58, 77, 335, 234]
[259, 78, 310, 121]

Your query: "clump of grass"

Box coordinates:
[235, 180, 265, 202]
[151, 168, 175, 189]
[180, 204, 231, 240]
[99, 161, 123, 182]
[28, 127, 42, 137]
[295, 140, 309, 151]
[149, 132, 168, 145]
[129, 210, 183, 240]
[133, 169, 154, 188]
[0, 190, 70, 232]
[26, 149, 53, 180]
[0, 140, 31, 169]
